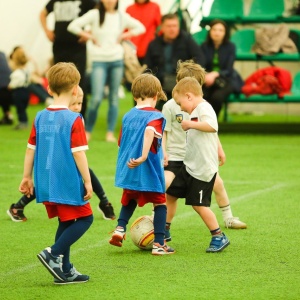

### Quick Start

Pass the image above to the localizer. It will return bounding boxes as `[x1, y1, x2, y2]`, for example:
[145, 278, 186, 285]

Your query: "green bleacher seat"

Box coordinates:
[284, 72, 300, 102]
[241, 0, 284, 23]
[200, 0, 244, 27]
[192, 29, 208, 45]
[230, 29, 257, 60]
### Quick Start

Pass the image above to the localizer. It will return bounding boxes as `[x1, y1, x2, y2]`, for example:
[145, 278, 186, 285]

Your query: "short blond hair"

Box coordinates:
[172, 77, 203, 98]
[131, 73, 167, 101]
[47, 62, 80, 95]
[176, 60, 206, 86]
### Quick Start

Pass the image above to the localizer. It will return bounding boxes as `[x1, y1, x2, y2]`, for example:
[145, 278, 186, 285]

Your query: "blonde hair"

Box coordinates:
[172, 77, 203, 98]
[176, 60, 206, 86]
[12, 47, 28, 67]
[46, 62, 80, 95]
[131, 73, 167, 101]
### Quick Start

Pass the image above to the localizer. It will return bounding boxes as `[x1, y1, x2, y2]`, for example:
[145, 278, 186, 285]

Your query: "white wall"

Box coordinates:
[0, 0, 179, 70]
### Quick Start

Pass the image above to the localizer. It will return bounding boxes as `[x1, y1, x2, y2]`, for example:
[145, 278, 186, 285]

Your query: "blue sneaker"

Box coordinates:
[54, 264, 89, 285]
[37, 247, 66, 281]
[206, 233, 230, 253]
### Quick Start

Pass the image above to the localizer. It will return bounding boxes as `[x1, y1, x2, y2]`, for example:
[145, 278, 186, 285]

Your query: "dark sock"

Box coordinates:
[117, 199, 137, 231]
[153, 205, 167, 245]
[165, 222, 171, 231]
[210, 227, 222, 236]
[14, 189, 36, 208]
[89, 168, 109, 204]
[51, 215, 94, 273]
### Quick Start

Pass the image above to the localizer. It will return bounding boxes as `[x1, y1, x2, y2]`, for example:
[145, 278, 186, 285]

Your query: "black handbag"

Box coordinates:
[214, 76, 228, 88]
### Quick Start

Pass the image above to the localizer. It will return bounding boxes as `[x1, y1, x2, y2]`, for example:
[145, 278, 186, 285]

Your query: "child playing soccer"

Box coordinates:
[167, 76, 230, 252]
[163, 60, 246, 242]
[19, 62, 93, 284]
[109, 73, 175, 255]
[8, 87, 115, 222]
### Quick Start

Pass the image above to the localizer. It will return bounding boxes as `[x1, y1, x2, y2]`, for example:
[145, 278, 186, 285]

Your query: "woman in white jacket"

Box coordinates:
[68, 0, 145, 142]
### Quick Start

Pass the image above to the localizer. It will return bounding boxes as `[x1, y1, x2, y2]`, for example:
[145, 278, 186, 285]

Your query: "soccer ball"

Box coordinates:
[130, 215, 154, 250]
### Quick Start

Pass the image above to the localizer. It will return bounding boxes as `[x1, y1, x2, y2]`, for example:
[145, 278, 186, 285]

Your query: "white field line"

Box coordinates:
[1, 183, 287, 278]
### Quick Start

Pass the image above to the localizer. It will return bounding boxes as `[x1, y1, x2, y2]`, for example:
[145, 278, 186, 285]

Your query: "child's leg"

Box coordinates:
[117, 199, 137, 231]
[165, 193, 178, 241]
[51, 215, 93, 273]
[214, 174, 247, 229]
[153, 204, 167, 246]
[109, 199, 137, 247]
[192, 206, 220, 231]
[89, 168, 116, 220]
[192, 206, 230, 253]
[7, 189, 36, 222]
[90, 168, 108, 204]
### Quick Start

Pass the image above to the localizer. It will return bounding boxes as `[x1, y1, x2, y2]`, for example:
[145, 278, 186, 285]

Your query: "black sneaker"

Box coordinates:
[54, 264, 89, 285]
[7, 204, 27, 222]
[37, 247, 66, 281]
[98, 202, 116, 220]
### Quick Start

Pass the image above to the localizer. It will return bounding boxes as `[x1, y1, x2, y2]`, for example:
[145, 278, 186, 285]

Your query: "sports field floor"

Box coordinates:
[1, 93, 299, 299]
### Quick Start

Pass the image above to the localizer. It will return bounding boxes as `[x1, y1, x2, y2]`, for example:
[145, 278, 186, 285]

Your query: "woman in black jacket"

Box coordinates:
[199, 19, 243, 117]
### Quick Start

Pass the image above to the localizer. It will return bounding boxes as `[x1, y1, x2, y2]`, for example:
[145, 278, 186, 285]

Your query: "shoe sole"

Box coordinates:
[228, 225, 247, 229]
[206, 241, 230, 253]
[6, 210, 26, 222]
[165, 237, 172, 242]
[97, 205, 116, 221]
[54, 279, 89, 285]
[37, 254, 65, 281]
[152, 251, 175, 256]
[109, 234, 123, 247]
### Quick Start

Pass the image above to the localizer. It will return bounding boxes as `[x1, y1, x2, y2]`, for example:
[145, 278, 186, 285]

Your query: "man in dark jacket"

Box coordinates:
[145, 13, 203, 107]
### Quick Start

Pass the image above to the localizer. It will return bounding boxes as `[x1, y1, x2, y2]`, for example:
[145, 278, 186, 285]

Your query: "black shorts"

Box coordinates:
[166, 165, 216, 207]
[164, 161, 183, 175]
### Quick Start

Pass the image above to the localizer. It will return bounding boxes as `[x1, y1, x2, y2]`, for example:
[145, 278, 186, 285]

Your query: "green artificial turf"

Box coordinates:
[0, 92, 299, 299]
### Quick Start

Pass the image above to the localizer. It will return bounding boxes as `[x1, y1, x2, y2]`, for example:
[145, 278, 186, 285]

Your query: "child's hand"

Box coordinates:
[127, 157, 145, 168]
[181, 120, 191, 131]
[19, 178, 34, 198]
[83, 182, 93, 201]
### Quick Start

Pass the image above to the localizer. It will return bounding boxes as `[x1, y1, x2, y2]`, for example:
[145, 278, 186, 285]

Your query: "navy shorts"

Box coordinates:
[166, 165, 217, 207]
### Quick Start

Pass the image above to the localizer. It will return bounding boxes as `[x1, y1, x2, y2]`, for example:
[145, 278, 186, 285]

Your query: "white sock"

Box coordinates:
[220, 205, 233, 221]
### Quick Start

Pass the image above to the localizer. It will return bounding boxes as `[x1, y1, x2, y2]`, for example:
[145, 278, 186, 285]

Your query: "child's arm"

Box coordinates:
[73, 151, 93, 200]
[162, 131, 168, 166]
[127, 128, 155, 168]
[19, 148, 35, 197]
[181, 120, 216, 133]
[217, 136, 226, 166]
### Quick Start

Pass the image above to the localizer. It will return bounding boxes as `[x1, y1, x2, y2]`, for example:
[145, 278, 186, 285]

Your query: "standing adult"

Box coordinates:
[199, 19, 243, 118]
[40, 0, 96, 117]
[126, 0, 161, 65]
[68, 0, 145, 142]
[145, 13, 203, 106]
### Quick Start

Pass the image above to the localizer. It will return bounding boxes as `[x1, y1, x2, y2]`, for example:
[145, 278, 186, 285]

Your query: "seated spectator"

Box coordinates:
[9, 46, 53, 105]
[199, 19, 243, 118]
[8, 46, 31, 129]
[145, 13, 203, 108]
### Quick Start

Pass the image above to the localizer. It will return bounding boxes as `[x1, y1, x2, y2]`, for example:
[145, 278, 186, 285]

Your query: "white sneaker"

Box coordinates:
[109, 227, 126, 247]
[224, 217, 247, 229]
[152, 242, 175, 255]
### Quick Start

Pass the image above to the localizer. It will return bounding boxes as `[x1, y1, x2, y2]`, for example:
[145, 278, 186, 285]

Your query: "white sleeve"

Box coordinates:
[67, 9, 98, 35]
[122, 12, 145, 36]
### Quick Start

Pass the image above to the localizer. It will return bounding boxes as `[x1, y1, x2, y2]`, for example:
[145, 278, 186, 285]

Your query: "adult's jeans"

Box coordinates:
[85, 60, 124, 133]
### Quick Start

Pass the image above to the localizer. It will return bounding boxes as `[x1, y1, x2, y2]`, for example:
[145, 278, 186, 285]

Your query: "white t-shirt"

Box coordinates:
[67, 9, 145, 62]
[184, 101, 219, 182]
[162, 98, 188, 161]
